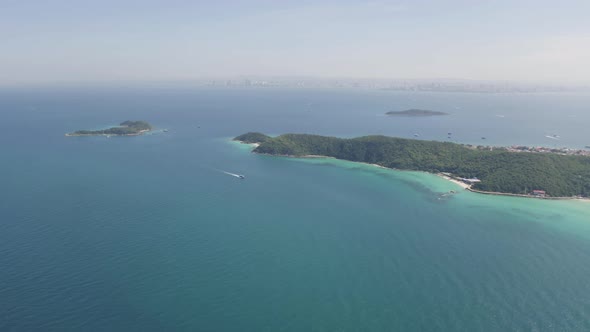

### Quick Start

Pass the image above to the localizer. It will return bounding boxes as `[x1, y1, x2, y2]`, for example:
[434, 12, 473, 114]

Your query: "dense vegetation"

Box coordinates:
[234, 132, 271, 144]
[70, 121, 152, 136]
[235, 133, 590, 197]
[386, 109, 448, 117]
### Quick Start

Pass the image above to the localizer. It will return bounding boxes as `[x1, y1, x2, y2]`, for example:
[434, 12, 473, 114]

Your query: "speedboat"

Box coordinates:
[238, 175, 245, 179]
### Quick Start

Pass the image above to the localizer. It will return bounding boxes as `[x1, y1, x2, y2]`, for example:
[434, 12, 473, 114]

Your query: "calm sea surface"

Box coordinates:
[1, 86, 590, 331]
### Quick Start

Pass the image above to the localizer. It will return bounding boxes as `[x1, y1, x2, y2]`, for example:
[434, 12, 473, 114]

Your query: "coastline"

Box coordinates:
[436, 173, 471, 190]
[65, 129, 151, 137]
[236, 141, 260, 148]
[234, 139, 589, 202]
[467, 187, 590, 202]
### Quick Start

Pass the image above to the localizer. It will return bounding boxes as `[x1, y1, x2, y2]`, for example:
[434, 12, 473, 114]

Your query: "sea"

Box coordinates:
[1, 85, 590, 331]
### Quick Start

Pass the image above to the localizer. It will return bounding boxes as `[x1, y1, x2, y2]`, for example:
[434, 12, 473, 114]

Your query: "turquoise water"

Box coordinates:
[1, 86, 590, 331]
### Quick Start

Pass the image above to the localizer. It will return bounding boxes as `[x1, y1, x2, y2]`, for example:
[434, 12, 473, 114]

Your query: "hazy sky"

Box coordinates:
[2, 0, 589, 84]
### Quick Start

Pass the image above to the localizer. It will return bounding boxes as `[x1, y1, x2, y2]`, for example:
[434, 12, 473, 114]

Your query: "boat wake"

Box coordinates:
[220, 170, 245, 179]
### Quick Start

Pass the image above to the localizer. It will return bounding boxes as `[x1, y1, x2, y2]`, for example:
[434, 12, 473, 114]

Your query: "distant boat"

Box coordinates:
[481, 137, 486, 140]
[413, 133, 420, 137]
[163, 129, 169, 132]
[222, 171, 245, 179]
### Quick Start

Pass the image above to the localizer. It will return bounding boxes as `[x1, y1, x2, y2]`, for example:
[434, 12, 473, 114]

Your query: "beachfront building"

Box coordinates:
[532, 190, 546, 197]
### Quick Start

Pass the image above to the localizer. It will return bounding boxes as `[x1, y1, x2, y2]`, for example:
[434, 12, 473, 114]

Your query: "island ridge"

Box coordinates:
[385, 109, 449, 117]
[66, 121, 152, 136]
[234, 132, 590, 198]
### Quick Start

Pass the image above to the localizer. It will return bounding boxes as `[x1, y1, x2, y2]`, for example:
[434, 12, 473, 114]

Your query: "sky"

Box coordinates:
[1, 0, 589, 85]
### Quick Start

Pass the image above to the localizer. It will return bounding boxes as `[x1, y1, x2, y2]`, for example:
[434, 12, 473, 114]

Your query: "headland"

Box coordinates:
[234, 132, 590, 200]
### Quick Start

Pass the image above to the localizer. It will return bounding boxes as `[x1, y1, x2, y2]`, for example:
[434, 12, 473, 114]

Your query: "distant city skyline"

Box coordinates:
[2, 0, 589, 85]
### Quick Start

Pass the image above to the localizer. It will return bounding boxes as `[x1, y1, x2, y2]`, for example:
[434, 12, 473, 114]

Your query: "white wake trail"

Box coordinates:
[222, 171, 242, 178]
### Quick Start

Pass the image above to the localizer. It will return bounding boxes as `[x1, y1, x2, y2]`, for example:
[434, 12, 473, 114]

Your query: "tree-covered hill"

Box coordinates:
[234, 132, 271, 144]
[69, 121, 152, 136]
[234, 133, 590, 197]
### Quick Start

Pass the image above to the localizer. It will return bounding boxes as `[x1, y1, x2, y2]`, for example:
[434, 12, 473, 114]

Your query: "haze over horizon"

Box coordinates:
[2, 0, 589, 85]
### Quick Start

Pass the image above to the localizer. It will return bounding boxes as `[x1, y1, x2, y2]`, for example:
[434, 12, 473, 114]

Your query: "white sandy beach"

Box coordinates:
[436, 174, 471, 189]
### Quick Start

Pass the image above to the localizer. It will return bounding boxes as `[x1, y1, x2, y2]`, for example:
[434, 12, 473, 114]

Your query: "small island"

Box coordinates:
[66, 121, 152, 137]
[234, 132, 590, 199]
[386, 109, 449, 117]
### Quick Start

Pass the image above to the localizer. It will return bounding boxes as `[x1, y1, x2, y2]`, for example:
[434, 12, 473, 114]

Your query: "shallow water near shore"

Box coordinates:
[1, 86, 590, 331]
[259, 145, 590, 236]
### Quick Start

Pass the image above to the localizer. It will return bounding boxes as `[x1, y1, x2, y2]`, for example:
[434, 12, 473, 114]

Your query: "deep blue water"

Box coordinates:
[1, 86, 590, 331]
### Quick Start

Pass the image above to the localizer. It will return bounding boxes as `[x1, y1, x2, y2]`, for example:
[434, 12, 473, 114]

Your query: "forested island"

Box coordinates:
[234, 132, 590, 198]
[66, 121, 152, 136]
[386, 109, 448, 117]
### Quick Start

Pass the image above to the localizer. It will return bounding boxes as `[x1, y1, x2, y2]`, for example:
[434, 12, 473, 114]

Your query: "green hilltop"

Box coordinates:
[68, 121, 152, 136]
[235, 133, 590, 198]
